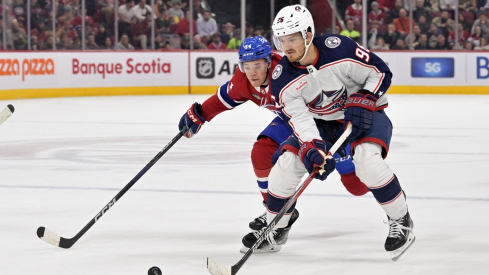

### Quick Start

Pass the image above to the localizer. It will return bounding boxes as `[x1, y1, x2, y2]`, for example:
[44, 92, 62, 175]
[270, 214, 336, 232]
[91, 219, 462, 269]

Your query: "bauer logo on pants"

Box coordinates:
[196, 57, 215, 79]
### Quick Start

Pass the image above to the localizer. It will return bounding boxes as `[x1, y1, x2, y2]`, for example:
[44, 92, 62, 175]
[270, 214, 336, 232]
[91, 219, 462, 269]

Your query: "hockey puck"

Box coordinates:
[148, 266, 162, 275]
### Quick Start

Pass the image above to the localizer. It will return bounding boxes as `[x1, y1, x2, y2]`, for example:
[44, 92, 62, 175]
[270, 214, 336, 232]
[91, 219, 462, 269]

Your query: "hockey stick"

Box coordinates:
[0, 104, 15, 125]
[37, 127, 188, 249]
[207, 123, 352, 275]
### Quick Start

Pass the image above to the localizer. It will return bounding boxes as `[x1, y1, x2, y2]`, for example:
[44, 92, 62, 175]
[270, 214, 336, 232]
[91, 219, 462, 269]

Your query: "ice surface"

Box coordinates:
[0, 94, 488, 275]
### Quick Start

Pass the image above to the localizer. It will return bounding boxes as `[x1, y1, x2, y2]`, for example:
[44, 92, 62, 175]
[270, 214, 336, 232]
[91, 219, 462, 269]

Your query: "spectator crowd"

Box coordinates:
[0, 0, 251, 50]
[339, 0, 489, 50]
[1, 0, 488, 50]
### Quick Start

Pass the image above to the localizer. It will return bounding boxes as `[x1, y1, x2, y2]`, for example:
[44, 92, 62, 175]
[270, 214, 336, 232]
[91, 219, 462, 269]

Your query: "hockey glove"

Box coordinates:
[178, 102, 206, 138]
[344, 90, 377, 140]
[298, 140, 336, 181]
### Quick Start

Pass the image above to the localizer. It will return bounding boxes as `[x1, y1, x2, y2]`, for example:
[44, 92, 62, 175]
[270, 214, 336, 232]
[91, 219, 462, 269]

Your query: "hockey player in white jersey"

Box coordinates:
[178, 36, 371, 250]
[242, 5, 415, 260]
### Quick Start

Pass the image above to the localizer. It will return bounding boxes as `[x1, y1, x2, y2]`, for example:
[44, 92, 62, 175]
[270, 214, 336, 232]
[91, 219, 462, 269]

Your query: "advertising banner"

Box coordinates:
[375, 52, 466, 86]
[190, 51, 240, 94]
[0, 50, 487, 99]
[375, 51, 488, 93]
[467, 52, 489, 83]
[0, 51, 189, 98]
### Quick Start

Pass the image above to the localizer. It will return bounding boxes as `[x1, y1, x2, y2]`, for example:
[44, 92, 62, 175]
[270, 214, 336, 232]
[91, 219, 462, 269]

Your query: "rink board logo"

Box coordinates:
[476, 57, 489, 79]
[0, 58, 55, 81]
[411, 58, 454, 78]
[196, 57, 215, 78]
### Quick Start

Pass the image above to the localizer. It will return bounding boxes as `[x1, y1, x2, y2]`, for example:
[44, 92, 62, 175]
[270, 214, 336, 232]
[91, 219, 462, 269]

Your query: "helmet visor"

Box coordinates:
[273, 34, 305, 53]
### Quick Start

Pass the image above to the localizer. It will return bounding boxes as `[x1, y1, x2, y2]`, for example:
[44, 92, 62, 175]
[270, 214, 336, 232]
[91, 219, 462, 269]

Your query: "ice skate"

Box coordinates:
[249, 210, 267, 231]
[385, 211, 415, 261]
[240, 209, 299, 253]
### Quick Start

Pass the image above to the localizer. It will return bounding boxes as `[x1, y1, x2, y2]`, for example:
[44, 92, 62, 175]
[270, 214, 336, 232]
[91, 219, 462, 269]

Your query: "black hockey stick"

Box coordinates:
[37, 127, 188, 249]
[207, 123, 352, 275]
[0, 104, 15, 125]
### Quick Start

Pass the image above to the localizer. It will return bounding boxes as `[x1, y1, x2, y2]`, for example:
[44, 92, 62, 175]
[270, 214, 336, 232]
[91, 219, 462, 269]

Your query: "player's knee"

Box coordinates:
[251, 136, 279, 170]
[340, 172, 369, 196]
[352, 143, 384, 186]
[268, 152, 302, 197]
[268, 168, 294, 196]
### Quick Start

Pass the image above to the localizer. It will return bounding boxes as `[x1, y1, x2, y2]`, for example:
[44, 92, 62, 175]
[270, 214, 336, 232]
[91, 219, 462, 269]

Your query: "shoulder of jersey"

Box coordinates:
[315, 34, 352, 53]
[271, 52, 282, 68]
[270, 56, 297, 86]
[230, 67, 252, 90]
[269, 52, 280, 73]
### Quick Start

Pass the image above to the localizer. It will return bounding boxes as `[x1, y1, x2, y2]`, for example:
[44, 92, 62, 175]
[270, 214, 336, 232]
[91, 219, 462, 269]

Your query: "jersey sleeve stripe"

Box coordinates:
[286, 118, 305, 144]
[280, 107, 303, 143]
[278, 74, 310, 144]
[217, 82, 245, 109]
[372, 72, 385, 94]
[278, 74, 307, 105]
[320, 58, 388, 95]
[320, 58, 381, 73]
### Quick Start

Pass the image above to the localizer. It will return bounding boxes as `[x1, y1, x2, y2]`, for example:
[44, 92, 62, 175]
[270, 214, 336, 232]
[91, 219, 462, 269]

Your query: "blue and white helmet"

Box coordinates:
[238, 36, 272, 72]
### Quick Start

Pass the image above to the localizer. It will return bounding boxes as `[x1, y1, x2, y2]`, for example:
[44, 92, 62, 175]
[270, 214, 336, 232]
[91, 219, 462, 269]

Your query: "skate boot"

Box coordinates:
[249, 210, 267, 231]
[385, 211, 415, 261]
[240, 209, 299, 253]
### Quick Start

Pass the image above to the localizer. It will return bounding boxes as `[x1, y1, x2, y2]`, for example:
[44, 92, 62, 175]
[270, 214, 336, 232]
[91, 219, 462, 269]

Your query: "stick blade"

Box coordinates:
[0, 105, 14, 125]
[37, 226, 73, 249]
[37, 226, 61, 247]
[207, 258, 232, 275]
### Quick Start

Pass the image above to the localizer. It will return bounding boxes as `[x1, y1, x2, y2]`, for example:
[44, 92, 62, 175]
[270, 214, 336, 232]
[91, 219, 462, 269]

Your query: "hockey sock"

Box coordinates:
[252, 137, 280, 203]
[369, 174, 408, 220]
[266, 190, 296, 228]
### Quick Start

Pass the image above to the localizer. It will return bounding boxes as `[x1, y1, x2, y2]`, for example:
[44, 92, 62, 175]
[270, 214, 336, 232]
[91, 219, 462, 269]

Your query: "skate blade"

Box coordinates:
[239, 244, 281, 254]
[390, 233, 416, 261]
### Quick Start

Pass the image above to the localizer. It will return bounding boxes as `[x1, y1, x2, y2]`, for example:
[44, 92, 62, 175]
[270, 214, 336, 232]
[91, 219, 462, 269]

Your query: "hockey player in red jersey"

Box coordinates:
[241, 5, 415, 260]
[178, 36, 370, 251]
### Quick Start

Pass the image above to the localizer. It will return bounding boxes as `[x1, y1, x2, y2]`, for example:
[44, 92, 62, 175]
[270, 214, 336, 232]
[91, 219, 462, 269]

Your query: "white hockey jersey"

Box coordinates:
[270, 34, 393, 143]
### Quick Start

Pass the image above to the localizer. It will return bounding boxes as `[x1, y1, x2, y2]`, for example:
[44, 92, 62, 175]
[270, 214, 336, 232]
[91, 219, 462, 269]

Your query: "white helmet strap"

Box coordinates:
[298, 34, 313, 62]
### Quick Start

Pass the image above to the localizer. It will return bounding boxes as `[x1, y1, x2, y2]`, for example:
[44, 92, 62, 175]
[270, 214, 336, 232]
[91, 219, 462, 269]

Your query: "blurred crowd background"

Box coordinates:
[1, 0, 489, 51]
